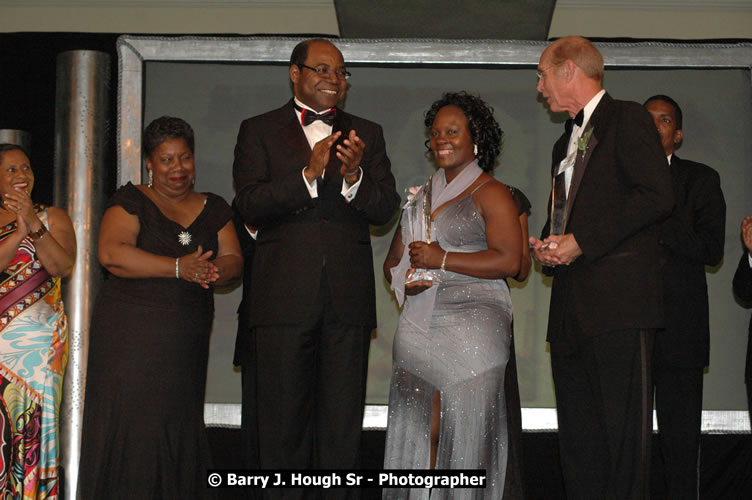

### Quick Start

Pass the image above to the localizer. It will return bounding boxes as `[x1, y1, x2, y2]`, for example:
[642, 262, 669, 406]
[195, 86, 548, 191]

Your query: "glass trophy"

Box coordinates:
[550, 170, 567, 236]
[405, 177, 439, 284]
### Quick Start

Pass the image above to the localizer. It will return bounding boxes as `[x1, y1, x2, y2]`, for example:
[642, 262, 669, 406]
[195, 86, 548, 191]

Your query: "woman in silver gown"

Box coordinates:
[383, 92, 523, 499]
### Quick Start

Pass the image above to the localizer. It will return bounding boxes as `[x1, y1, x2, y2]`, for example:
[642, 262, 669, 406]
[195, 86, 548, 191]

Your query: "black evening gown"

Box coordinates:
[78, 182, 232, 499]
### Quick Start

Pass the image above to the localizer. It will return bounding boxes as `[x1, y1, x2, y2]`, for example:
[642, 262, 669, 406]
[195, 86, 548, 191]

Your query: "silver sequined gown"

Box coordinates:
[383, 188, 513, 499]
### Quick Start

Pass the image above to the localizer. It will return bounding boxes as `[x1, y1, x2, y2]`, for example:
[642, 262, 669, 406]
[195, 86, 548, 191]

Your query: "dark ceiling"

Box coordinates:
[333, 0, 557, 40]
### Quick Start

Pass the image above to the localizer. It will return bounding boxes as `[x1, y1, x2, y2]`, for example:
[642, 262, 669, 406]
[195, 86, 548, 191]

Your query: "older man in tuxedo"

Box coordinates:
[233, 38, 399, 496]
[530, 36, 673, 499]
[644, 94, 726, 500]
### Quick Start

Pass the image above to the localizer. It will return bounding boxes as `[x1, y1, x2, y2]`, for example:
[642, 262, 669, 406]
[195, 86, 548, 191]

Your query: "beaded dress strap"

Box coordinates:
[469, 179, 493, 195]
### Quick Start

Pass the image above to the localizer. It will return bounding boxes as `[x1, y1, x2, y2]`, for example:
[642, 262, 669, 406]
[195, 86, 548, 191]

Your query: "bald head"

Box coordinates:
[536, 36, 605, 116]
[545, 36, 604, 84]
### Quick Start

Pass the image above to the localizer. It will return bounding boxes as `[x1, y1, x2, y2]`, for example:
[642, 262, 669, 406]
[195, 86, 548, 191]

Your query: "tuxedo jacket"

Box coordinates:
[233, 100, 399, 333]
[732, 252, 752, 381]
[543, 93, 674, 341]
[655, 155, 725, 368]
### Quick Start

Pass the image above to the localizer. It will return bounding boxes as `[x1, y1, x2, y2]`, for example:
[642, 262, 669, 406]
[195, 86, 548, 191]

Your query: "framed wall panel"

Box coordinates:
[117, 36, 752, 431]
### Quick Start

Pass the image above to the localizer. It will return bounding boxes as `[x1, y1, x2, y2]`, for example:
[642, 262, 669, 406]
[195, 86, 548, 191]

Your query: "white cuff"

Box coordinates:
[341, 167, 363, 203]
[302, 167, 318, 199]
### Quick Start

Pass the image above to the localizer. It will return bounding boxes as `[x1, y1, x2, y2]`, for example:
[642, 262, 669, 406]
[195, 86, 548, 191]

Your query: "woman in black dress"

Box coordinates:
[78, 117, 242, 498]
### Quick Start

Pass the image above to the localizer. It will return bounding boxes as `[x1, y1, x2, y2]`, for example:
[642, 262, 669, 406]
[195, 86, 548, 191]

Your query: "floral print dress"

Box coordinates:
[0, 207, 68, 499]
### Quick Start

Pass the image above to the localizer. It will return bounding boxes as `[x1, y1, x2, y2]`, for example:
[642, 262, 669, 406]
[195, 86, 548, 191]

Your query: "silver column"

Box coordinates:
[0, 129, 32, 151]
[54, 50, 110, 500]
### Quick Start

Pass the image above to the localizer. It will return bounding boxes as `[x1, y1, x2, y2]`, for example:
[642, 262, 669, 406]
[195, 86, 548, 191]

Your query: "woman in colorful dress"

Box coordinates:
[78, 116, 242, 499]
[0, 143, 77, 499]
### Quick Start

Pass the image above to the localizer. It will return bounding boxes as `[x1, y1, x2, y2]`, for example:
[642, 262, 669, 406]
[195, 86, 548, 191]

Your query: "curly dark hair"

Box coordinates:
[142, 116, 195, 158]
[424, 91, 503, 172]
[0, 143, 29, 164]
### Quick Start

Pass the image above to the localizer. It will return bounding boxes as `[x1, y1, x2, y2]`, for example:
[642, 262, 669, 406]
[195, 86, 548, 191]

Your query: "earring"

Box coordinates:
[192, 176, 196, 186]
[147, 169, 153, 188]
[473, 144, 478, 156]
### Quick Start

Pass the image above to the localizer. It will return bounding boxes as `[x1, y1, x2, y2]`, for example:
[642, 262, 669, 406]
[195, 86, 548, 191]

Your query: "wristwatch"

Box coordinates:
[28, 224, 48, 241]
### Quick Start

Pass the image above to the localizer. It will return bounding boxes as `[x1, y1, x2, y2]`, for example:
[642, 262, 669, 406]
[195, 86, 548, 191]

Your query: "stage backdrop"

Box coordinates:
[126, 38, 752, 414]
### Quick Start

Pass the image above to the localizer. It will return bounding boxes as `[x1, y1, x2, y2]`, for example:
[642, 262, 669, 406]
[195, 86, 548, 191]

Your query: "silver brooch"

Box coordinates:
[178, 231, 192, 246]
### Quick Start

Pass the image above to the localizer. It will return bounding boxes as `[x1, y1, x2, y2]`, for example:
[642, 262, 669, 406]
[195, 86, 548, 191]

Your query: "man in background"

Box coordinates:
[644, 94, 726, 500]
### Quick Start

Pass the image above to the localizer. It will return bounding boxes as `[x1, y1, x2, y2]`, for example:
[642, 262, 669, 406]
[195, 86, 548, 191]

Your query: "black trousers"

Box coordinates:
[653, 362, 703, 500]
[253, 277, 371, 500]
[239, 362, 260, 500]
[503, 331, 526, 499]
[551, 328, 655, 500]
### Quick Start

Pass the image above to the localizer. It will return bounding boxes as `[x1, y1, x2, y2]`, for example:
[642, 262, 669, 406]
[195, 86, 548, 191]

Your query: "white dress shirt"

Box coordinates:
[245, 98, 365, 241]
[294, 97, 362, 202]
[557, 89, 606, 196]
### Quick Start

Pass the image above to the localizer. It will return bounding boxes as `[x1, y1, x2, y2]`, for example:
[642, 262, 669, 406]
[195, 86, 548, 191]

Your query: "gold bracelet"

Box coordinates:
[440, 250, 448, 271]
[28, 224, 48, 241]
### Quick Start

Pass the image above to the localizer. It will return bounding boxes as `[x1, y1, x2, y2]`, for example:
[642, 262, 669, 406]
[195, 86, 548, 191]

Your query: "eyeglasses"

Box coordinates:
[298, 64, 351, 80]
[536, 62, 562, 81]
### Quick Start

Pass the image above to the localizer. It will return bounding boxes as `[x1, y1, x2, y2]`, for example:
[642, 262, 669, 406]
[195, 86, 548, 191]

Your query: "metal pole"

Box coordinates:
[54, 50, 110, 500]
[0, 129, 32, 151]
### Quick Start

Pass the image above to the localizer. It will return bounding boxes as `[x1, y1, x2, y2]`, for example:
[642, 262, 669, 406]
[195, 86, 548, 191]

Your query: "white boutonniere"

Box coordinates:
[577, 128, 594, 159]
[403, 185, 423, 208]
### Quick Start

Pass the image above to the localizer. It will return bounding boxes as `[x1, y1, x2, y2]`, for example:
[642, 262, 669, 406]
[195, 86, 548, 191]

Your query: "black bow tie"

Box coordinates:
[573, 109, 584, 127]
[294, 102, 336, 126]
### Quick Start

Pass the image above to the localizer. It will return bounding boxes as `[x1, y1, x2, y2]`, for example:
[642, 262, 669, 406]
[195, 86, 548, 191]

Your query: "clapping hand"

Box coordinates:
[178, 245, 219, 289]
[304, 132, 343, 183]
[3, 187, 40, 235]
[337, 129, 365, 184]
[742, 216, 752, 253]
